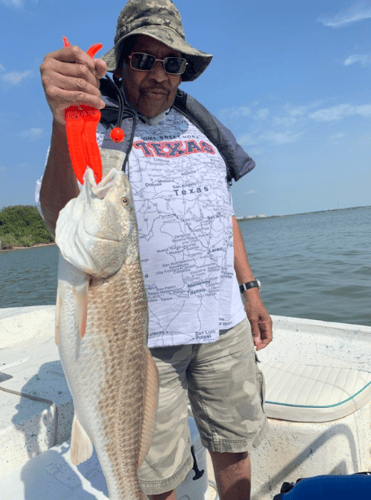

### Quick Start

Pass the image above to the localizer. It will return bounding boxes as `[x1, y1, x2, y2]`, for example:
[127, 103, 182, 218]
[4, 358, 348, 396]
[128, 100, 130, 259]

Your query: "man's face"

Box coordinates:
[115, 35, 182, 118]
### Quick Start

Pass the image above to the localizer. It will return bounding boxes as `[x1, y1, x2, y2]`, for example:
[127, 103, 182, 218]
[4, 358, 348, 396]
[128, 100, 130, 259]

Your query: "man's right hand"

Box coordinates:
[40, 44, 107, 126]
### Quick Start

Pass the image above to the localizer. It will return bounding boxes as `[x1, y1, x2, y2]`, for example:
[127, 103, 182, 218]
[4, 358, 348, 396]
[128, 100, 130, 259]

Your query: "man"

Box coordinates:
[38, 1, 273, 499]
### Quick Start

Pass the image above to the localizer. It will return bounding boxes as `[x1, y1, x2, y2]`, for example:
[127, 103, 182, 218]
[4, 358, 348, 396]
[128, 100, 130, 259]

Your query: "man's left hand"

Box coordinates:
[243, 289, 273, 351]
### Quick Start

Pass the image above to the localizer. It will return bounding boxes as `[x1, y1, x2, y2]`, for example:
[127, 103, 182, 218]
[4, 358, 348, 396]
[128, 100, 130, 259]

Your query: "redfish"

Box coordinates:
[55, 166, 158, 499]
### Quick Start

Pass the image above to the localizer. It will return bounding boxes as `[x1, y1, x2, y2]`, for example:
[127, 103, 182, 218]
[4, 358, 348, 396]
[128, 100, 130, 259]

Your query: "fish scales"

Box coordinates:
[55, 167, 158, 500]
[91, 262, 149, 496]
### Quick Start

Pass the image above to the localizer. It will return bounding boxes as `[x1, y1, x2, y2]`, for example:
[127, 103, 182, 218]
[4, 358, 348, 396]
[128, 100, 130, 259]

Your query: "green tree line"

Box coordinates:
[0, 205, 53, 250]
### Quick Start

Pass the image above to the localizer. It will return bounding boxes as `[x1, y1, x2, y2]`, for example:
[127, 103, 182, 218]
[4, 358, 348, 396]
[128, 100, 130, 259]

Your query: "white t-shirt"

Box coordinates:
[35, 109, 246, 348]
[128, 109, 245, 347]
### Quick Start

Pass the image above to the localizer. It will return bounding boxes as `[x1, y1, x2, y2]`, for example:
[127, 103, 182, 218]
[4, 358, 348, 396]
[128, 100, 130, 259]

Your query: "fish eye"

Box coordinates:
[121, 197, 129, 206]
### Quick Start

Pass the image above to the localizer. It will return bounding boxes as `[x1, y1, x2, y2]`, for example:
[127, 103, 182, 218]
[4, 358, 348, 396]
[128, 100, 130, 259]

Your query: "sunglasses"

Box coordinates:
[128, 52, 188, 75]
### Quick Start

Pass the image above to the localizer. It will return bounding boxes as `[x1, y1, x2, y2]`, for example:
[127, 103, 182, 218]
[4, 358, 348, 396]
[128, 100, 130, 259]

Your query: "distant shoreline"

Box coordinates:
[0, 242, 56, 253]
[236, 204, 371, 222]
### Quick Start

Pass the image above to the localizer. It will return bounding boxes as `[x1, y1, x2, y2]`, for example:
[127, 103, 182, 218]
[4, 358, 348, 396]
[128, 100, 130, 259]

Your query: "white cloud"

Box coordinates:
[330, 132, 347, 140]
[0, 63, 5, 71]
[274, 103, 322, 127]
[329, 132, 347, 144]
[318, 2, 371, 28]
[309, 103, 371, 121]
[357, 104, 371, 115]
[1, 70, 32, 85]
[0, 0, 23, 7]
[260, 130, 303, 145]
[219, 106, 251, 120]
[19, 128, 43, 140]
[249, 147, 264, 156]
[238, 133, 256, 147]
[343, 54, 371, 66]
[309, 104, 352, 121]
[221, 98, 371, 150]
[274, 116, 297, 127]
[231, 101, 315, 149]
[239, 129, 303, 147]
[255, 108, 269, 120]
[289, 106, 308, 117]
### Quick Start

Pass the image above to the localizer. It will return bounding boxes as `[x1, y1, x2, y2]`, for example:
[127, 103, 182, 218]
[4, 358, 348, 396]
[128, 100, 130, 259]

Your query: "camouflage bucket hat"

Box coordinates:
[101, 0, 213, 82]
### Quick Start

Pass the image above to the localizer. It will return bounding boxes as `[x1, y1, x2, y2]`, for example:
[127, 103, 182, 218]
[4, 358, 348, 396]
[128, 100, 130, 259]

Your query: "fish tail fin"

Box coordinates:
[70, 414, 93, 465]
[137, 351, 159, 469]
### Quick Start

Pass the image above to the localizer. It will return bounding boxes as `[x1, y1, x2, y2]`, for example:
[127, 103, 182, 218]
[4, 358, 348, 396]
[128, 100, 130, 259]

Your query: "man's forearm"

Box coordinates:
[40, 120, 79, 237]
[232, 215, 273, 349]
[232, 215, 257, 285]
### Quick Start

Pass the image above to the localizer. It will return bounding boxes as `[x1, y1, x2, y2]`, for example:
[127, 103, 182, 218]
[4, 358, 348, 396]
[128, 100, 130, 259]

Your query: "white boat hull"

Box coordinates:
[1, 307, 371, 499]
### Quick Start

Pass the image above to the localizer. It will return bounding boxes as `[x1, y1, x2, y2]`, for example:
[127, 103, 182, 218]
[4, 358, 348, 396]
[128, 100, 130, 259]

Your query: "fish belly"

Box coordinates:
[56, 254, 158, 499]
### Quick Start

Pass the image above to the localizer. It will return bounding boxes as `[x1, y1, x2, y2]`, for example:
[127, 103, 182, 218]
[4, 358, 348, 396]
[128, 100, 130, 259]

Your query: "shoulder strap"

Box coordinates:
[98, 76, 137, 172]
[174, 90, 255, 184]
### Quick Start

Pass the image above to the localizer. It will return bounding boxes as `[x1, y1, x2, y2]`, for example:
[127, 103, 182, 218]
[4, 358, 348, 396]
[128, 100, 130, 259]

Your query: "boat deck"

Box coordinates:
[1, 306, 371, 499]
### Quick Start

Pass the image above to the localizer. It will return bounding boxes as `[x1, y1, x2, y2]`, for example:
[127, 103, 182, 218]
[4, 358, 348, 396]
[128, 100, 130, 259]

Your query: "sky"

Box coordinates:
[0, 0, 371, 217]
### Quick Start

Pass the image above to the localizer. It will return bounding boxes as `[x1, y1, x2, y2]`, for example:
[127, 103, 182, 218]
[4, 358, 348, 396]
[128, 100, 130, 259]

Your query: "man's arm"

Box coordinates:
[232, 215, 273, 350]
[39, 122, 79, 237]
[38, 44, 107, 236]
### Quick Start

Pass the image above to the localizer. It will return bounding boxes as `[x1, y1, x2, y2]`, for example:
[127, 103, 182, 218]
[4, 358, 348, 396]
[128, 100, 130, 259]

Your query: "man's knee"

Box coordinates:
[209, 450, 249, 462]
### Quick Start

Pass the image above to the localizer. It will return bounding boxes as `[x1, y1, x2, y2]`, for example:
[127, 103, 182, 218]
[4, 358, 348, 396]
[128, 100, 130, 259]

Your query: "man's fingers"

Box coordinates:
[40, 45, 106, 126]
[95, 58, 107, 79]
[250, 320, 261, 345]
[53, 46, 106, 80]
[41, 58, 100, 91]
[256, 338, 269, 351]
[54, 72, 102, 99]
[51, 89, 104, 117]
[49, 45, 97, 72]
[255, 321, 273, 351]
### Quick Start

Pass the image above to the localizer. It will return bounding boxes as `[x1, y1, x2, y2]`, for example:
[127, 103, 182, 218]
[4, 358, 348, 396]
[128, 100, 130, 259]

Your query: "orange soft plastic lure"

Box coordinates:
[63, 37, 103, 185]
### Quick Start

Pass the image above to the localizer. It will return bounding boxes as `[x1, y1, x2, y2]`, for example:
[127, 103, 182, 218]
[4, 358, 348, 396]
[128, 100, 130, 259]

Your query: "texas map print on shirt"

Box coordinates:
[128, 109, 235, 347]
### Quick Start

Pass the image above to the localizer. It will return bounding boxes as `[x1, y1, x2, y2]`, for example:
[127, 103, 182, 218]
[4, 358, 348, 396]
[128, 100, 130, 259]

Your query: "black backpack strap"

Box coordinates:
[174, 90, 255, 184]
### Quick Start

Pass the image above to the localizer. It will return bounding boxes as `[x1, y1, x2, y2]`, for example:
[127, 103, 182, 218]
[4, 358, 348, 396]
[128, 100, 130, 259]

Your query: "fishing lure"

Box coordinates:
[63, 37, 103, 185]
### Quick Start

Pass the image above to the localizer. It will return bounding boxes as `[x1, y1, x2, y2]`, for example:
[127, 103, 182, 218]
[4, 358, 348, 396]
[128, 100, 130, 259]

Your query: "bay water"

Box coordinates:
[0, 206, 370, 326]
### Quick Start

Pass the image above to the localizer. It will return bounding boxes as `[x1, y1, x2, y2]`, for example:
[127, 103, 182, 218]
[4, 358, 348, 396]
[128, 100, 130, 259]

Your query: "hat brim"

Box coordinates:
[101, 25, 212, 82]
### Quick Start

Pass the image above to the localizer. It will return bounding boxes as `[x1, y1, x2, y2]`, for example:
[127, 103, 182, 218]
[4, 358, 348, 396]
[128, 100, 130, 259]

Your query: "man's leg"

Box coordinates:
[209, 450, 251, 500]
[187, 319, 268, 500]
[149, 490, 177, 500]
[139, 345, 193, 499]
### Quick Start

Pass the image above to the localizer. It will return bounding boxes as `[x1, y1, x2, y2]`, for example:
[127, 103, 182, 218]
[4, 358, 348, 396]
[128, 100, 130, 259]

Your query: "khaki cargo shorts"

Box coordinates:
[138, 317, 269, 495]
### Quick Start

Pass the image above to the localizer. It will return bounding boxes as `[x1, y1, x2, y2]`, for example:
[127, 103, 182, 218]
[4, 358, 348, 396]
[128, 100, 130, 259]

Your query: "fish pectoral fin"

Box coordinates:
[72, 277, 89, 339]
[70, 414, 93, 465]
[137, 351, 159, 469]
[55, 288, 62, 345]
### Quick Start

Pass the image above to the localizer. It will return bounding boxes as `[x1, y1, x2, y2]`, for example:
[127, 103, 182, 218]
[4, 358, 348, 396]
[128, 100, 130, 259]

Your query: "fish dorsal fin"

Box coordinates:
[137, 351, 159, 469]
[73, 278, 89, 339]
[70, 414, 93, 465]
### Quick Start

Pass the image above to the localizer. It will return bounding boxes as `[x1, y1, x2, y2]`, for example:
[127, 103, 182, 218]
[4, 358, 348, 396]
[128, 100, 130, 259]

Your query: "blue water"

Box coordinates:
[0, 206, 370, 326]
[239, 206, 371, 326]
[0, 244, 59, 308]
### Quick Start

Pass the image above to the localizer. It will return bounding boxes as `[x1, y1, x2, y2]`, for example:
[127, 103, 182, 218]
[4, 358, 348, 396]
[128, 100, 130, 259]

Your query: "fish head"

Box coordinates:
[56, 167, 140, 278]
